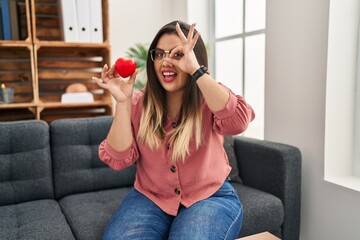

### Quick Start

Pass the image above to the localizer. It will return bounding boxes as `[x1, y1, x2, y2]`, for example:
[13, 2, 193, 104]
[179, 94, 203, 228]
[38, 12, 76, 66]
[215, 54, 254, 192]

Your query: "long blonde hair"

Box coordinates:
[137, 21, 208, 162]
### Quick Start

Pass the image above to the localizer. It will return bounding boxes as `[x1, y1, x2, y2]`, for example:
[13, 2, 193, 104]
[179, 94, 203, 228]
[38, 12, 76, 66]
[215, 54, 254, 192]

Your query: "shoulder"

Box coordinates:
[132, 90, 145, 105]
[130, 90, 145, 119]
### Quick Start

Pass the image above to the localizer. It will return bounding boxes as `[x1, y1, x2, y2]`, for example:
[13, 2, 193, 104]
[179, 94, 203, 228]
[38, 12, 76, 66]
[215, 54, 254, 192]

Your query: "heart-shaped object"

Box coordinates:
[115, 58, 136, 78]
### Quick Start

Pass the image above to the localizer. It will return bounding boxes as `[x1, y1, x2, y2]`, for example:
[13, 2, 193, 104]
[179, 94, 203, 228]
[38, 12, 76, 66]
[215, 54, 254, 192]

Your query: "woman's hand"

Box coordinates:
[93, 64, 137, 103]
[165, 23, 201, 75]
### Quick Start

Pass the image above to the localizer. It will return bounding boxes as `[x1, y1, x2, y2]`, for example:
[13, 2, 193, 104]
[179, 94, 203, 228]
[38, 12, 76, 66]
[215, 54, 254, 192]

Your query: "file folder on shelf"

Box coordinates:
[9, 0, 19, 40]
[89, 0, 103, 43]
[1, 0, 12, 40]
[0, 6, 3, 39]
[58, 0, 78, 42]
[76, 0, 91, 42]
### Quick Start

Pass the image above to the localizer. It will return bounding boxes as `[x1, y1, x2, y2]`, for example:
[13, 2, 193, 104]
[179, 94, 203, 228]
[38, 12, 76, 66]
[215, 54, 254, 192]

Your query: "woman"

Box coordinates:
[94, 21, 255, 240]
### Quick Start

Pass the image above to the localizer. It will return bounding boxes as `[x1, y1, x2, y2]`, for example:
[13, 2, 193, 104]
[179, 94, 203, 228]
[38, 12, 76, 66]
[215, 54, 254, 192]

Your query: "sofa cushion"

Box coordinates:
[0, 199, 75, 240]
[50, 116, 136, 199]
[0, 120, 54, 205]
[59, 187, 132, 240]
[231, 182, 284, 237]
[224, 135, 242, 183]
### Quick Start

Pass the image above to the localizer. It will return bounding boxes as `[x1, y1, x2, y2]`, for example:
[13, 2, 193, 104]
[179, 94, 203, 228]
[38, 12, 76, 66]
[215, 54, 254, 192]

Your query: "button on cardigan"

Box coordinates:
[98, 85, 255, 216]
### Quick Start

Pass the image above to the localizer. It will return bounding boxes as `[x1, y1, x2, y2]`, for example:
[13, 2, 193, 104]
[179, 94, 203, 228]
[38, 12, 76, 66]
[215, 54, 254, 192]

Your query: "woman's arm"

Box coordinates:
[93, 64, 137, 152]
[194, 71, 230, 112]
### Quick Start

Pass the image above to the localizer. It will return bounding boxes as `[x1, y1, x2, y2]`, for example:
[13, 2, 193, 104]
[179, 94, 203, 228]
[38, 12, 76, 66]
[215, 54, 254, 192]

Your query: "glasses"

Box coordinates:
[149, 48, 184, 62]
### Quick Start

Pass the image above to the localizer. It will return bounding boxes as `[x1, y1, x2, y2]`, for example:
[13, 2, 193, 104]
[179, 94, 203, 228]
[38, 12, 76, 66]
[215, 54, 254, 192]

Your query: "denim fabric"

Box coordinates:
[102, 182, 243, 240]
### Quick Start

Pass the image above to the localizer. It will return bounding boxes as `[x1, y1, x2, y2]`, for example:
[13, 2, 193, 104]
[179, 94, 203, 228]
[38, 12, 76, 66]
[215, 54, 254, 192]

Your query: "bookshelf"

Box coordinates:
[0, 0, 112, 123]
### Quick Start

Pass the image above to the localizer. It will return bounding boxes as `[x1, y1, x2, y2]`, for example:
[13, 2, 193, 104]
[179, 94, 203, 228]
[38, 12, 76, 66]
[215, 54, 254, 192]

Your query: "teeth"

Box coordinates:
[163, 72, 175, 76]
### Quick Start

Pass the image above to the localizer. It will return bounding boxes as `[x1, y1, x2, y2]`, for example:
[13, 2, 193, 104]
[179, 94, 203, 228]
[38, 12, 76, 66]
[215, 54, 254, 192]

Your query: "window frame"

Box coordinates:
[210, 0, 266, 139]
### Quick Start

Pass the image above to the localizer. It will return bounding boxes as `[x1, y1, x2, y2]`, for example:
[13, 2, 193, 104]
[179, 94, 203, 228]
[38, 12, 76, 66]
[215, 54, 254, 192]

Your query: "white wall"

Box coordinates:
[108, 0, 210, 64]
[108, 0, 187, 64]
[265, 0, 360, 239]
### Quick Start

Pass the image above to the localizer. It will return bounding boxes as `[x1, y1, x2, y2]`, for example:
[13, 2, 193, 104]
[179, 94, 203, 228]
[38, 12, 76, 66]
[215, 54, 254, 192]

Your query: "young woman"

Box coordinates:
[94, 21, 255, 240]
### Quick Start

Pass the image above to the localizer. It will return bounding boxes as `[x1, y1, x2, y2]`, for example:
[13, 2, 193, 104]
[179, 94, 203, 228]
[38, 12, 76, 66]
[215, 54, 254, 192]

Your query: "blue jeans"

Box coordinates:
[102, 182, 243, 240]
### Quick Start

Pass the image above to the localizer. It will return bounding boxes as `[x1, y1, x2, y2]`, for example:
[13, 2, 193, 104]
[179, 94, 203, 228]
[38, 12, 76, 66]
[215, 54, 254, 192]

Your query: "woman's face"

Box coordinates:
[153, 33, 188, 96]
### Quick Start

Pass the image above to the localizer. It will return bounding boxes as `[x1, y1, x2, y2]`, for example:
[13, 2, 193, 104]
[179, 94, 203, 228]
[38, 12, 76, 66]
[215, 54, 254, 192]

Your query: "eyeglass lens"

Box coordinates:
[150, 48, 183, 62]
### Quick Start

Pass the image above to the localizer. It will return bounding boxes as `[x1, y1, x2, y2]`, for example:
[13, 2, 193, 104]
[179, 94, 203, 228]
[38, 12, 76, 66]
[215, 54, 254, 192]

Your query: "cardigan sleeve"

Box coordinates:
[98, 91, 143, 171]
[212, 87, 255, 135]
[98, 139, 139, 171]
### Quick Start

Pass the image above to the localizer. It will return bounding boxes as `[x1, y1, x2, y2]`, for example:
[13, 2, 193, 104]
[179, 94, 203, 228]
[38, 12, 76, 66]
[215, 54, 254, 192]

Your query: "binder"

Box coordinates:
[89, 0, 103, 43]
[76, 0, 91, 42]
[17, 0, 27, 40]
[1, 0, 12, 40]
[0, 5, 3, 39]
[9, 0, 19, 40]
[58, 0, 78, 42]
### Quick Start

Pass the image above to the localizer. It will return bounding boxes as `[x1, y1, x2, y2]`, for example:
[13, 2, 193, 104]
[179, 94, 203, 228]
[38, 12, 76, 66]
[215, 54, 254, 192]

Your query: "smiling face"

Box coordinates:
[154, 33, 189, 97]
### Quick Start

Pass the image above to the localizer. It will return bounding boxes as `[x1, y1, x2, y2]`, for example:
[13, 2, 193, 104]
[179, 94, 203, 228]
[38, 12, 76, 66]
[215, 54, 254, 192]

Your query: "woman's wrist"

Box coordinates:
[116, 99, 132, 111]
[190, 64, 201, 75]
[192, 65, 208, 81]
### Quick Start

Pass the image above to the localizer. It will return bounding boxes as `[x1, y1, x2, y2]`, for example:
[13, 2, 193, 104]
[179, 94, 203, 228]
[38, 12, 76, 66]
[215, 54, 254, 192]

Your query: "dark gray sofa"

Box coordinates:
[0, 116, 301, 240]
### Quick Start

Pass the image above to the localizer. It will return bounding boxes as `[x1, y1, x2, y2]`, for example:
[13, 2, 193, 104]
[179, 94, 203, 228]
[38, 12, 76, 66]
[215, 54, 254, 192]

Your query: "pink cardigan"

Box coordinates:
[98, 87, 255, 216]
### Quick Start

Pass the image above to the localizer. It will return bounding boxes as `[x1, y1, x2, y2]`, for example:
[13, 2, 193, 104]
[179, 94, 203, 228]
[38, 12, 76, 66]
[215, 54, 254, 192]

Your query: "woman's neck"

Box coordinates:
[166, 92, 183, 119]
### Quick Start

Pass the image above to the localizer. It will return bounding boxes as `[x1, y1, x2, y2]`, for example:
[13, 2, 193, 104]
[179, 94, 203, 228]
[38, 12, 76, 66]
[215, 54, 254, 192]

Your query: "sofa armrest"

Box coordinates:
[233, 136, 301, 240]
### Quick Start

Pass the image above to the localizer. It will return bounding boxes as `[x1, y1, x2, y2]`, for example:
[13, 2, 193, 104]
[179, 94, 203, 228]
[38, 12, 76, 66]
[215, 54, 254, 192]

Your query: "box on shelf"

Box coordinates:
[0, 87, 14, 103]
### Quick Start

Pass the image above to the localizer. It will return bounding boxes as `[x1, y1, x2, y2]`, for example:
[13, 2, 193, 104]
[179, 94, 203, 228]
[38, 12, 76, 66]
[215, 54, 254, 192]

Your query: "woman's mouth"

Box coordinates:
[162, 71, 177, 83]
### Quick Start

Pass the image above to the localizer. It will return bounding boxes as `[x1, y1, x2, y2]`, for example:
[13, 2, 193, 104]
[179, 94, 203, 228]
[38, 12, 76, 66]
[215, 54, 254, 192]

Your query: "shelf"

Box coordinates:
[0, 46, 35, 104]
[0, 108, 36, 121]
[0, 103, 36, 109]
[0, 0, 112, 123]
[39, 105, 112, 123]
[33, 41, 110, 48]
[39, 100, 112, 109]
[31, 0, 109, 43]
[0, 40, 32, 47]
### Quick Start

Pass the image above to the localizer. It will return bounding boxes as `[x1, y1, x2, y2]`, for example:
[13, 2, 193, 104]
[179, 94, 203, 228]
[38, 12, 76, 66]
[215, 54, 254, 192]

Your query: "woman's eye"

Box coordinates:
[173, 53, 183, 59]
[155, 52, 164, 58]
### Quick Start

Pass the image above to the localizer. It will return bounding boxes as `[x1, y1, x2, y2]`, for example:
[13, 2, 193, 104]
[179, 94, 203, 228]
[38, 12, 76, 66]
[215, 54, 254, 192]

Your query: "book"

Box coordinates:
[58, 0, 78, 42]
[89, 0, 103, 43]
[9, 0, 18, 40]
[1, 0, 12, 40]
[0, 4, 3, 39]
[61, 92, 94, 103]
[76, 0, 91, 42]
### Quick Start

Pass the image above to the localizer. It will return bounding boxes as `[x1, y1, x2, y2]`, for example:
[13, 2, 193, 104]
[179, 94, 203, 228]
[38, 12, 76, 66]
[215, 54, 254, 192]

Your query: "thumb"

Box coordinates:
[128, 70, 138, 85]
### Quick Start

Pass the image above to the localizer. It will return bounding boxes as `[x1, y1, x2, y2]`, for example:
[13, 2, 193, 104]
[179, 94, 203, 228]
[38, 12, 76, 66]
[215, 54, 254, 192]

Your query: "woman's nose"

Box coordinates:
[162, 58, 173, 67]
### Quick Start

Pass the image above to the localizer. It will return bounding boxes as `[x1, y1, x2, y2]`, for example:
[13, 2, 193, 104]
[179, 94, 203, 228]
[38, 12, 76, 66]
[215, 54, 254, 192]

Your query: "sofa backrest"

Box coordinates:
[50, 116, 136, 199]
[0, 120, 54, 205]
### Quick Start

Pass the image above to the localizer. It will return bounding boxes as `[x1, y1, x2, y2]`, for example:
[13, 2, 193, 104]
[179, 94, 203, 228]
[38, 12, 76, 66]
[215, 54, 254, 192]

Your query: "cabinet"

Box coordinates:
[0, 0, 112, 122]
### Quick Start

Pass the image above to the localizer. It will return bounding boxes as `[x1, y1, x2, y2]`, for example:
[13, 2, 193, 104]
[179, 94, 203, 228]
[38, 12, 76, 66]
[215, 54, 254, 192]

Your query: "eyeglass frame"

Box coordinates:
[149, 48, 184, 62]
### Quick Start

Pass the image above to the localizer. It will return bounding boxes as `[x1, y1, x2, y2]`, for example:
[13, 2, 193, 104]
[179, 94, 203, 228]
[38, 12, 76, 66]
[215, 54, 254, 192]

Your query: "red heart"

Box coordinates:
[115, 58, 136, 78]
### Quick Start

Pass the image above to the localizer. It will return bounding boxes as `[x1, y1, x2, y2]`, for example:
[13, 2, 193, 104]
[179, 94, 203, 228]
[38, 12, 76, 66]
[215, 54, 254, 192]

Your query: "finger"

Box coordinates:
[190, 32, 200, 49]
[169, 46, 183, 58]
[188, 23, 196, 42]
[128, 70, 138, 85]
[176, 22, 187, 43]
[93, 77, 107, 88]
[163, 58, 178, 66]
[101, 64, 109, 79]
[107, 64, 116, 76]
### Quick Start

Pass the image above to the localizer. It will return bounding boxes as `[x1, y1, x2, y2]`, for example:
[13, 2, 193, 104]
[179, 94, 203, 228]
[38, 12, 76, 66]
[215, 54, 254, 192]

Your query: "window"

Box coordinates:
[354, 9, 360, 177]
[211, 0, 266, 139]
[324, 0, 360, 191]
